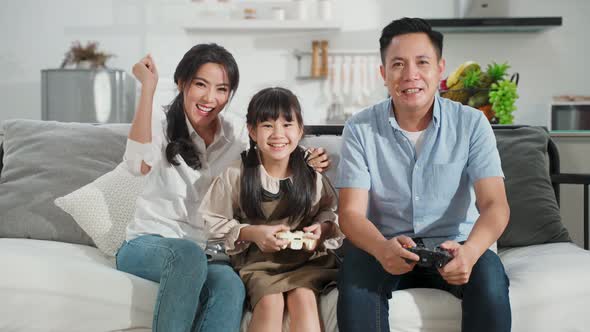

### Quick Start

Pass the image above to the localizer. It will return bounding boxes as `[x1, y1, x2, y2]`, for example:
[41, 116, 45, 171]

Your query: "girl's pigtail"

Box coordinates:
[284, 146, 316, 221]
[241, 137, 265, 219]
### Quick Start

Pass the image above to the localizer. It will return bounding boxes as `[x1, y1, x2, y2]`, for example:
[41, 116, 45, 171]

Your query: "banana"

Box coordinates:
[446, 61, 479, 88]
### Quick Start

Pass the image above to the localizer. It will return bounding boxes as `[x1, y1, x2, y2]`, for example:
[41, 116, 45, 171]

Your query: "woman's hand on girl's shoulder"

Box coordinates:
[132, 54, 159, 93]
[306, 147, 331, 173]
[243, 224, 291, 253]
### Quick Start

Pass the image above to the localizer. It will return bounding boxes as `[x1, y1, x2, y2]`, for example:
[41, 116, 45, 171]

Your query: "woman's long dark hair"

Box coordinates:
[165, 43, 239, 169]
[240, 87, 317, 222]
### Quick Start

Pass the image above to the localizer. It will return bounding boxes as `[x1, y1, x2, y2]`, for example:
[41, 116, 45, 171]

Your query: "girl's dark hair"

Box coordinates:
[165, 43, 239, 169]
[240, 87, 317, 222]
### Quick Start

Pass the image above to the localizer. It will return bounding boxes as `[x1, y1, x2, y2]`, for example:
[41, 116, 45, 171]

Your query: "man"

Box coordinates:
[336, 17, 511, 332]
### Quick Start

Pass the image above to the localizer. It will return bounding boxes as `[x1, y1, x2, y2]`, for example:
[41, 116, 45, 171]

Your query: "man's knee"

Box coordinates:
[338, 245, 389, 292]
[337, 250, 393, 312]
[467, 250, 510, 300]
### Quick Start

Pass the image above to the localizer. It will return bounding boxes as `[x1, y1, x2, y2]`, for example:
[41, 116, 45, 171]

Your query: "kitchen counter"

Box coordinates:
[551, 131, 590, 137]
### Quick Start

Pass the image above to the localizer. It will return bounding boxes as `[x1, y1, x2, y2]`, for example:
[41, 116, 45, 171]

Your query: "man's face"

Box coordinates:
[380, 32, 445, 114]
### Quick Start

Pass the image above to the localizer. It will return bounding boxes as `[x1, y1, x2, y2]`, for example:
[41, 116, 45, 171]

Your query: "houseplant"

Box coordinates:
[60, 41, 113, 69]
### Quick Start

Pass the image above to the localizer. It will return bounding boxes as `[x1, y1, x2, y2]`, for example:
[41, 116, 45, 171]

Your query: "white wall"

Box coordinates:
[0, 0, 588, 126]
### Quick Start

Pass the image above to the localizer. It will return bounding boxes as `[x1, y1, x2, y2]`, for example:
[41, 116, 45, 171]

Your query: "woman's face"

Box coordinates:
[181, 62, 230, 130]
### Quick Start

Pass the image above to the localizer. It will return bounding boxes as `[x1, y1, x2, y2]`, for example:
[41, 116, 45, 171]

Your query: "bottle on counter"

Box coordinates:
[320, 40, 329, 78]
[244, 7, 256, 19]
[311, 40, 321, 78]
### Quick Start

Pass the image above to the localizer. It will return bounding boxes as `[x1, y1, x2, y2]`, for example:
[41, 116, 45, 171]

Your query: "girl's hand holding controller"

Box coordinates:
[248, 224, 291, 253]
[275, 230, 318, 251]
[302, 223, 326, 251]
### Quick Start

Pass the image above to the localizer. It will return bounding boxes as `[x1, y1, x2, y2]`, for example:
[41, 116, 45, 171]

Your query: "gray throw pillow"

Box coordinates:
[495, 126, 571, 248]
[0, 119, 130, 246]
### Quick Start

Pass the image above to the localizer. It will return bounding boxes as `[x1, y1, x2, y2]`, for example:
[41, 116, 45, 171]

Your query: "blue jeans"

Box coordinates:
[337, 243, 511, 332]
[116, 235, 245, 332]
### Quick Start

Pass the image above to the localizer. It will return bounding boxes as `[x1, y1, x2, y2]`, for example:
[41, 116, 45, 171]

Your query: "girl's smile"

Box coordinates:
[249, 113, 303, 178]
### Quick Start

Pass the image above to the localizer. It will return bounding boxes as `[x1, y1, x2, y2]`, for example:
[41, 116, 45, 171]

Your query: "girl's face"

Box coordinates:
[249, 112, 303, 166]
[181, 62, 230, 130]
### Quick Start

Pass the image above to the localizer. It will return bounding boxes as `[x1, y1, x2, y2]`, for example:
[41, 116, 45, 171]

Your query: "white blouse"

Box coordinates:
[122, 111, 249, 249]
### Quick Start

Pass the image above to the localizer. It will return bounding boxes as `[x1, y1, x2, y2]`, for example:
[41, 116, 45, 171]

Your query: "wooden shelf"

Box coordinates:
[184, 19, 340, 33]
[295, 76, 327, 81]
[64, 25, 180, 35]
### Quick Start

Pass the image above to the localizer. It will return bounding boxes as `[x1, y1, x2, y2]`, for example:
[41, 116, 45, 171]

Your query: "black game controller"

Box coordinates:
[404, 245, 453, 268]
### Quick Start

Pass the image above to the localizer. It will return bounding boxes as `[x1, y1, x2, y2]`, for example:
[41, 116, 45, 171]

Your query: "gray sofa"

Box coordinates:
[1, 119, 590, 332]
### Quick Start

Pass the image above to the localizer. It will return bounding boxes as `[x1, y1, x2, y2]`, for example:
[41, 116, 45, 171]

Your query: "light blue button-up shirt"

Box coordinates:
[336, 96, 503, 248]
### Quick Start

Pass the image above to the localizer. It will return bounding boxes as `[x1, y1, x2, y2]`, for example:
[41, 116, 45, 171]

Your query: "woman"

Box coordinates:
[116, 44, 329, 332]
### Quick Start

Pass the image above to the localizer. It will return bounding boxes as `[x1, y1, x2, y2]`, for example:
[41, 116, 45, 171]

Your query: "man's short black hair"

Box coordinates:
[379, 17, 443, 64]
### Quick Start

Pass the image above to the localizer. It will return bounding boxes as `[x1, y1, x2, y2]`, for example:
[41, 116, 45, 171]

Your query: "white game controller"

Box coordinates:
[275, 231, 317, 250]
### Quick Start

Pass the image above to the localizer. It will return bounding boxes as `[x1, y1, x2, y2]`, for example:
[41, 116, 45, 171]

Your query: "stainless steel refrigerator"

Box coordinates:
[41, 69, 136, 123]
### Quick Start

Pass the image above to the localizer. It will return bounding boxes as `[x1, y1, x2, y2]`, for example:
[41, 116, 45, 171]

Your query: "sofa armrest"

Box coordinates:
[552, 173, 590, 250]
[0, 142, 3, 177]
[552, 173, 590, 185]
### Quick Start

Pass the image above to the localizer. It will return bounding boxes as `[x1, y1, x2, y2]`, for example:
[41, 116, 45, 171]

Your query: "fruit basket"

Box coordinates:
[440, 61, 519, 124]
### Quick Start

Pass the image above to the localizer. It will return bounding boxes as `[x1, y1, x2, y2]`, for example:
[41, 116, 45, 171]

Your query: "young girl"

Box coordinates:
[200, 87, 343, 332]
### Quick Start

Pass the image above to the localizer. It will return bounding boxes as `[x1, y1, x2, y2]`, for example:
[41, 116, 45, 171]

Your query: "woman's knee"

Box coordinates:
[116, 236, 207, 281]
[161, 238, 208, 273]
[207, 264, 246, 304]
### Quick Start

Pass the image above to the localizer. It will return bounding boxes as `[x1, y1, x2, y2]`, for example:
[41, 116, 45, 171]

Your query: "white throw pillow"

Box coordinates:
[55, 163, 146, 257]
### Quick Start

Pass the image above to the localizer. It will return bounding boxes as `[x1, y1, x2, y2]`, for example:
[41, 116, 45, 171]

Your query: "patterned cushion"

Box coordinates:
[55, 163, 146, 256]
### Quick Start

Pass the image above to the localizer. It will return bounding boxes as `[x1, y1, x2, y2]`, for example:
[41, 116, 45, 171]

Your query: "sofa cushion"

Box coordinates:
[0, 238, 156, 332]
[0, 119, 129, 246]
[55, 163, 146, 256]
[499, 242, 590, 332]
[495, 126, 571, 248]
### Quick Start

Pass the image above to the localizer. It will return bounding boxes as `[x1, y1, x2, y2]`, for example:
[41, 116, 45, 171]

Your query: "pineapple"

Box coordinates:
[479, 72, 493, 90]
[441, 81, 470, 104]
[480, 62, 510, 89]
